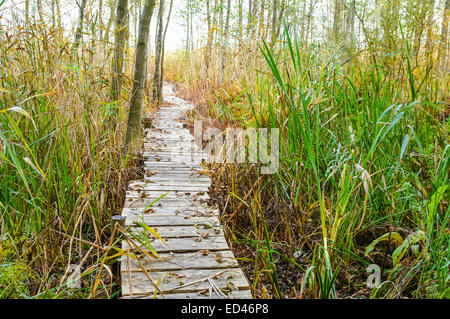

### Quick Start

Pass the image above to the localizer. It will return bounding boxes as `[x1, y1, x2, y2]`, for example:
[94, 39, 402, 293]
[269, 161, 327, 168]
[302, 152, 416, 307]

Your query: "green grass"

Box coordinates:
[197, 26, 449, 298]
[0, 22, 136, 298]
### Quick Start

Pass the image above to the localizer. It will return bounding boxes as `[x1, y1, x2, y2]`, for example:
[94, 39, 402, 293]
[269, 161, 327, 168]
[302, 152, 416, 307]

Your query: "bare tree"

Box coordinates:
[98, 0, 104, 41]
[219, 0, 231, 84]
[152, 0, 165, 102]
[104, 0, 119, 43]
[238, 0, 243, 44]
[205, 0, 218, 70]
[73, 0, 89, 50]
[332, 0, 343, 43]
[123, 0, 157, 154]
[159, 0, 174, 95]
[271, 0, 277, 44]
[110, 0, 130, 107]
[25, 0, 30, 22]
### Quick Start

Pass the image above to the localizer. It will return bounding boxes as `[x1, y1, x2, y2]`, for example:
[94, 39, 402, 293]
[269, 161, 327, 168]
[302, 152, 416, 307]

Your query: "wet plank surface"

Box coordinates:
[120, 84, 252, 299]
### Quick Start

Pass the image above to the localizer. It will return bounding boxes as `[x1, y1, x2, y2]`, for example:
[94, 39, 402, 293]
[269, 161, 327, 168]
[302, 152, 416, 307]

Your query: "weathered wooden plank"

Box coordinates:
[144, 139, 199, 145]
[144, 169, 207, 176]
[124, 198, 211, 209]
[143, 153, 202, 159]
[131, 180, 211, 186]
[121, 83, 251, 300]
[122, 290, 252, 299]
[122, 268, 250, 295]
[123, 207, 218, 216]
[143, 161, 203, 167]
[143, 177, 211, 183]
[145, 135, 194, 141]
[122, 208, 219, 223]
[144, 161, 204, 171]
[144, 150, 201, 154]
[126, 225, 224, 239]
[122, 235, 228, 253]
[125, 214, 221, 227]
[144, 142, 201, 148]
[144, 159, 204, 165]
[121, 250, 237, 272]
[125, 191, 209, 201]
[129, 185, 210, 192]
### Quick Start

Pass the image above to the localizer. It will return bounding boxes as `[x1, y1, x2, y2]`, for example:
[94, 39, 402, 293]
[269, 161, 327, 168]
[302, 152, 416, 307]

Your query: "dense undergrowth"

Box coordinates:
[166, 29, 449, 298]
[0, 14, 448, 299]
[0, 22, 149, 298]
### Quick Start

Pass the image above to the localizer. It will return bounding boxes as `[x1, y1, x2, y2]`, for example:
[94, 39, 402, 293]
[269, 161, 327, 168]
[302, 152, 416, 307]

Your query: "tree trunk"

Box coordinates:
[98, 0, 104, 41]
[307, 0, 315, 44]
[220, 0, 231, 85]
[247, 0, 253, 35]
[36, 0, 43, 21]
[104, 0, 118, 43]
[51, 0, 56, 25]
[25, 0, 29, 22]
[346, 0, 356, 42]
[259, 0, 265, 38]
[425, 0, 436, 67]
[271, 0, 277, 44]
[332, 0, 343, 44]
[186, 1, 190, 53]
[276, 0, 285, 38]
[159, 0, 174, 91]
[238, 0, 243, 44]
[123, 0, 156, 155]
[205, 0, 218, 71]
[110, 0, 129, 107]
[73, 0, 88, 50]
[153, 0, 165, 102]
[56, 0, 61, 27]
[300, 0, 307, 42]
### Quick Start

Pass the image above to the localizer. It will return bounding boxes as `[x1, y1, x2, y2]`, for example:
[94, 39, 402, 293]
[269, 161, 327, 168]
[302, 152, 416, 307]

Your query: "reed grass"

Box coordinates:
[167, 27, 449, 298]
[0, 21, 149, 298]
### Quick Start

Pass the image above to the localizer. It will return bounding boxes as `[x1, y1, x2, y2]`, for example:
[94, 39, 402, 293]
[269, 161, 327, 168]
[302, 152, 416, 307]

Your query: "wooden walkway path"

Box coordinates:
[120, 84, 252, 299]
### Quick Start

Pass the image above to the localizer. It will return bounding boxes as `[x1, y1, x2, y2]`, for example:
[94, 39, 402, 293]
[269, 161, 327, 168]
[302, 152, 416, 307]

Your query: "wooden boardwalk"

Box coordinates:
[120, 84, 252, 299]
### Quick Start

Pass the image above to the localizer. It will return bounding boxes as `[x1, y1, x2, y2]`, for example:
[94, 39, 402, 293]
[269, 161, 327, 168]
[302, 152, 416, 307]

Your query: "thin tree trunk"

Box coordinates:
[56, 0, 61, 27]
[98, 0, 104, 41]
[110, 0, 129, 107]
[51, 0, 56, 25]
[247, 0, 253, 35]
[186, 1, 190, 53]
[307, 0, 314, 44]
[73, 0, 89, 50]
[425, 0, 435, 68]
[220, 0, 231, 85]
[271, 0, 277, 44]
[276, 0, 285, 38]
[300, 0, 306, 42]
[259, 0, 265, 37]
[205, 0, 218, 71]
[332, 0, 343, 43]
[159, 0, 174, 92]
[123, 0, 156, 155]
[346, 0, 356, 42]
[25, 0, 29, 22]
[134, 0, 140, 47]
[104, 0, 118, 43]
[36, 0, 43, 21]
[219, 0, 224, 44]
[153, 0, 164, 102]
[238, 0, 243, 45]
[190, 4, 193, 49]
